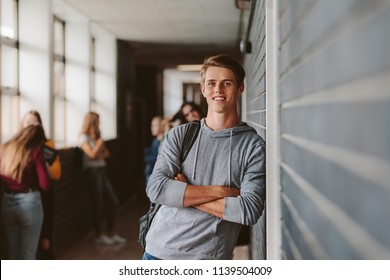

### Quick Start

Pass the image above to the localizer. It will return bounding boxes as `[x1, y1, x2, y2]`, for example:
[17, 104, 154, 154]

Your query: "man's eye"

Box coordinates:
[224, 81, 232, 86]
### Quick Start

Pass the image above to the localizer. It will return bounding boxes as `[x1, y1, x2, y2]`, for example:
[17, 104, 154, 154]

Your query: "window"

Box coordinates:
[52, 16, 66, 146]
[1, 0, 19, 142]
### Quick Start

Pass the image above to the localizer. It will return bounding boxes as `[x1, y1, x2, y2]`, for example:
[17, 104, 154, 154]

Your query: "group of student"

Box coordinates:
[144, 101, 204, 184]
[0, 111, 125, 259]
[1, 54, 266, 260]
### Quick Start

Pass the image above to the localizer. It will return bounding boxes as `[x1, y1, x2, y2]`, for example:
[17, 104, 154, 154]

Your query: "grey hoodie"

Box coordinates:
[146, 118, 266, 259]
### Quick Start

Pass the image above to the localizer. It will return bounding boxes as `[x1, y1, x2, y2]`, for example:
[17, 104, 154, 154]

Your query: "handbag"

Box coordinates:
[138, 120, 200, 249]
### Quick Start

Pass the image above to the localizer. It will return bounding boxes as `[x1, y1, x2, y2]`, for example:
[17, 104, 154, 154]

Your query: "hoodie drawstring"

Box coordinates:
[229, 129, 233, 187]
[191, 123, 234, 185]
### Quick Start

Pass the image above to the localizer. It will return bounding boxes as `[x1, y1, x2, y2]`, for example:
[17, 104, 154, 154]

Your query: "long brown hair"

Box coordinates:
[21, 110, 47, 140]
[0, 125, 46, 182]
[80, 111, 100, 140]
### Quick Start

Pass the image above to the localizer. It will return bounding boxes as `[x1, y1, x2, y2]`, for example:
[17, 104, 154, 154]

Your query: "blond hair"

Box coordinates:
[80, 111, 100, 139]
[0, 125, 45, 182]
[21, 110, 47, 139]
[200, 54, 245, 86]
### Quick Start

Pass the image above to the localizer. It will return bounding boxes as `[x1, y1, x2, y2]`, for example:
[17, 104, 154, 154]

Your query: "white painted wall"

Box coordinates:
[92, 23, 117, 140]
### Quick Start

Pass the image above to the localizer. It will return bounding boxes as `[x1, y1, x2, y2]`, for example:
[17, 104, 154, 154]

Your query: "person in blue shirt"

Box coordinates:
[144, 116, 165, 184]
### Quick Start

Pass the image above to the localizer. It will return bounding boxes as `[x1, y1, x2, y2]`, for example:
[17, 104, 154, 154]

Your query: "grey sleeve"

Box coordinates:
[224, 142, 266, 225]
[146, 126, 188, 207]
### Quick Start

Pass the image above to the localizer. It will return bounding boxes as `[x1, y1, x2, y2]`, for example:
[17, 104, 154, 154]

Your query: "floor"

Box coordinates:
[57, 195, 249, 260]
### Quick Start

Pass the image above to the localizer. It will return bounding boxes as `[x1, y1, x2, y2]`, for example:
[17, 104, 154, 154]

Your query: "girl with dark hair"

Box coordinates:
[172, 101, 204, 125]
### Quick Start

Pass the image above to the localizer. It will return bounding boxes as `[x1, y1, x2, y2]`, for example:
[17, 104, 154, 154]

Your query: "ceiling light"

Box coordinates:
[235, 0, 251, 10]
[176, 64, 203, 71]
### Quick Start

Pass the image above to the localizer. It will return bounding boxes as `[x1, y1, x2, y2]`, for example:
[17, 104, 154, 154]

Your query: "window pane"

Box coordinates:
[54, 61, 65, 97]
[1, 45, 18, 88]
[1, 94, 19, 142]
[54, 20, 64, 56]
[1, 0, 17, 39]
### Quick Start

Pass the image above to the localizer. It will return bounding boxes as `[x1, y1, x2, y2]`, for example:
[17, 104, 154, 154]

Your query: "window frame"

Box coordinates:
[1, 0, 20, 142]
[52, 15, 66, 146]
[90, 36, 97, 111]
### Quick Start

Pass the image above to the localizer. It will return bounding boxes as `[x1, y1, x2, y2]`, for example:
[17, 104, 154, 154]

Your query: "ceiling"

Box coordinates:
[55, 0, 250, 66]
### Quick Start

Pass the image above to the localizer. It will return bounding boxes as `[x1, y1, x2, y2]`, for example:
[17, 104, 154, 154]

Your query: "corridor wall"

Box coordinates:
[243, 0, 390, 259]
[242, 0, 267, 260]
[0, 0, 135, 259]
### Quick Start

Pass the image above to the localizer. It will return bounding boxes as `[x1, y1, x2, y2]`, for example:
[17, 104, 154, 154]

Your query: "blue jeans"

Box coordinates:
[2, 191, 43, 260]
[142, 252, 161, 260]
[84, 167, 119, 234]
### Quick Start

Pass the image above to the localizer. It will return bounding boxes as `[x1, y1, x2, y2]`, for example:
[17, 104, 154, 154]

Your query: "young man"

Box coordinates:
[144, 54, 266, 260]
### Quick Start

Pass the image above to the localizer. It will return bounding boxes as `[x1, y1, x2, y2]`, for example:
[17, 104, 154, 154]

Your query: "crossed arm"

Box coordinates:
[175, 173, 240, 218]
[80, 138, 110, 160]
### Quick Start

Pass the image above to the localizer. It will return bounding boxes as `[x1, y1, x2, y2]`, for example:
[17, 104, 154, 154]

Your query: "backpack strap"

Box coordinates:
[138, 120, 201, 250]
[180, 120, 200, 163]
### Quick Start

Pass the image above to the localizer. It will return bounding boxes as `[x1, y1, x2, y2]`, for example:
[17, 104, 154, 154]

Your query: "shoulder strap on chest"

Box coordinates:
[180, 120, 200, 163]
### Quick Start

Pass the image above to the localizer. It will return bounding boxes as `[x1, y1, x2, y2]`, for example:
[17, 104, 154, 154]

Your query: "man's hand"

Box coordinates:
[173, 173, 240, 218]
[174, 173, 187, 183]
[174, 173, 240, 212]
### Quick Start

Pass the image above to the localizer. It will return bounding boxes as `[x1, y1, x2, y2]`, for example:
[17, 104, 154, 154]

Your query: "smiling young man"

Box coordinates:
[144, 54, 266, 260]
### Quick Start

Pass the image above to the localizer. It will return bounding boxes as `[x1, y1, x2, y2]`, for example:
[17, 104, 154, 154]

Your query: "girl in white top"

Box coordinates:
[79, 111, 126, 245]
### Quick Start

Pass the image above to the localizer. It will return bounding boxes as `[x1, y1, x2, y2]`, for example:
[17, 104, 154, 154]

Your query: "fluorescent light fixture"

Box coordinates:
[176, 64, 203, 71]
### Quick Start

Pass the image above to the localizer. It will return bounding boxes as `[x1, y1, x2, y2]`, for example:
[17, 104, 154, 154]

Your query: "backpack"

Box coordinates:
[138, 120, 200, 250]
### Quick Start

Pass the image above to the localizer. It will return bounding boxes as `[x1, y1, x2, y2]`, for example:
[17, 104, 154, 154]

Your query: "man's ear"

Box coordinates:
[200, 83, 205, 97]
[238, 83, 245, 96]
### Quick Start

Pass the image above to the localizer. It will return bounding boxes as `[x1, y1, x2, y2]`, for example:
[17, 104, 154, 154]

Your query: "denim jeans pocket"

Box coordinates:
[142, 252, 161, 260]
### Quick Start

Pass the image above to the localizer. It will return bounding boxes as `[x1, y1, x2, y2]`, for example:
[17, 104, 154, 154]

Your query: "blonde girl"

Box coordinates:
[78, 112, 126, 245]
[0, 125, 50, 259]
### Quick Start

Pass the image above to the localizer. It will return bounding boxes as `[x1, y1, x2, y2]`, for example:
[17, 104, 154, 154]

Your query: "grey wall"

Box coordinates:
[244, 0, 267, 260]
[278, 0, 390, 259]
[244, 0, 390, 259]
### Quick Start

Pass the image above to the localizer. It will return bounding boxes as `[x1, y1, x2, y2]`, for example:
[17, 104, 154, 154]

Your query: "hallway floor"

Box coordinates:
[56, 195, 249, 260]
